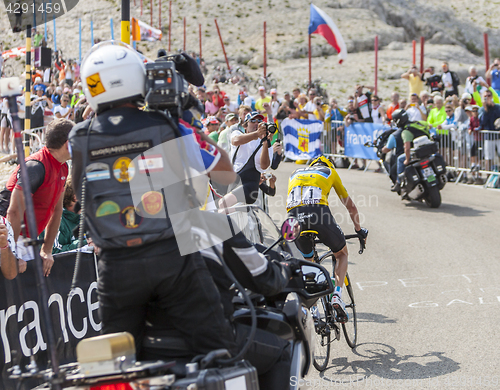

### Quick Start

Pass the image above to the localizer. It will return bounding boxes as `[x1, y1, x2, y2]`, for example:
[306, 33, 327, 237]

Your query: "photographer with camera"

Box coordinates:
[69, 41, 237, 358]
[486, 59, 500, 96]
[219, 111, 275, 208]
[465, 66, 487, 100]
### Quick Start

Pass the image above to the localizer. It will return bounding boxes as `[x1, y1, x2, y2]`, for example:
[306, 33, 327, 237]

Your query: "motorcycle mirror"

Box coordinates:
[281, 217, 301, 242]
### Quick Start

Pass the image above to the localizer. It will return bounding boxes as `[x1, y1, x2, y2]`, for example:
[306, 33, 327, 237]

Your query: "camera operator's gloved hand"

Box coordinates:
[279, 258, 301, 277]
[356, 227, 369, 244]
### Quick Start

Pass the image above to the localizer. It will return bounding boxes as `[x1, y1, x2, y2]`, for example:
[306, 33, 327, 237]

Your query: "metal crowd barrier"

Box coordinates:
[435, 127, 500, 188]
[320, 118, 499, 189]
[321, 120, 343, 156]
[22, 126, 46, 155]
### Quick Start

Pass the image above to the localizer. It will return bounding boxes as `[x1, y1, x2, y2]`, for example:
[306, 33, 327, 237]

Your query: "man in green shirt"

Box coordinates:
[32, 28, 44, 47]
[205, 116, 220, 142]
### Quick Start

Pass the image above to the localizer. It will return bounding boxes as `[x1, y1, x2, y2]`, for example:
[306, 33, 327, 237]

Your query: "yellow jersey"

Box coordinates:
[287, 165, 349, 211]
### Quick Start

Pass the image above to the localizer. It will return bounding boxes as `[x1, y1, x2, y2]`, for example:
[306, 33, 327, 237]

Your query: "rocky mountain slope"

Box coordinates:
[1, 0, 500, 102]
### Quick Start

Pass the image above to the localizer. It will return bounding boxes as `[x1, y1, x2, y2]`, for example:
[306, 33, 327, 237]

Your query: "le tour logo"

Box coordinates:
[2, 0, 79, 32]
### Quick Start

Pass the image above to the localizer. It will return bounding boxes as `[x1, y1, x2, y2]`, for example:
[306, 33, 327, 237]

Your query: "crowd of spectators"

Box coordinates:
[2, 50, 500, 278]
[189, 60, 500, 179]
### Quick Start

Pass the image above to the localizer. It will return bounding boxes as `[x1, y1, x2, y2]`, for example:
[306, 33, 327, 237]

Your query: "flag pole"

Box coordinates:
[374, 35, 378, 95]
[308, 33, 312, 88]
[121, 0, 130, 44]
[263, 21, 267, 79]
[168, 0, 172, 51]
[214, 18, 231, 71]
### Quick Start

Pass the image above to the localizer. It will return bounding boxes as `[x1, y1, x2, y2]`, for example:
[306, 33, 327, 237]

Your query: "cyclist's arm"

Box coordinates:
[331, 169, 361, 231]
[340, 197, 361, 232]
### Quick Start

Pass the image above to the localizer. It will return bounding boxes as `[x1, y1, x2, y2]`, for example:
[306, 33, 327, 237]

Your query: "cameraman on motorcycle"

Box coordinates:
[69, 41, 237, 358]
[286, 156, 368, 323]
[390, 109, 432, 193]
[143, 211, 298, 390]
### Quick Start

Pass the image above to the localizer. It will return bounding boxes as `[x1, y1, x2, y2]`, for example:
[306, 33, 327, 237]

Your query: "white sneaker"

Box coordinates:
[331, 294, 348, 323]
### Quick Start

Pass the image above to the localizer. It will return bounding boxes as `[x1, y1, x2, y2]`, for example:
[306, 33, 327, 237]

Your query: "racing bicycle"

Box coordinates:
[300, 230, 365, 371]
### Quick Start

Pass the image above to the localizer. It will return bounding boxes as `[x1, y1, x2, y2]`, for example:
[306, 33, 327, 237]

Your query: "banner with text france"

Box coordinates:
[344, 123, 388, 160]
[282, 118, 323, 161]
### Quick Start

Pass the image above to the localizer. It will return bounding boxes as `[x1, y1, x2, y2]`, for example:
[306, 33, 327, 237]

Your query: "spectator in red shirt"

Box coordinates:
[1, 119, 73, 276]
[211, 84, 226, 108]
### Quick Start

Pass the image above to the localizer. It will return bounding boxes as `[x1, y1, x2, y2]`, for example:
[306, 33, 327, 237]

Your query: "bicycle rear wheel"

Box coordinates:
[312, 297, 331, 371]
[342, 274, 357, 348]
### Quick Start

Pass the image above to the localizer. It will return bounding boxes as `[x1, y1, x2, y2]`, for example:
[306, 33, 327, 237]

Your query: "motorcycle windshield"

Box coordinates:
[228, 205, 281, 247]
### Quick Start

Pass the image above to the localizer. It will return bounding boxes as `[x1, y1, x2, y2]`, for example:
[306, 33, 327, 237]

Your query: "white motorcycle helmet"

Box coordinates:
[80, 40, 146, 111]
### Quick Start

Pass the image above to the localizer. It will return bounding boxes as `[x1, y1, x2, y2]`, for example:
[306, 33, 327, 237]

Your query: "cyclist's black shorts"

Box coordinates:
[287, 204, 346, 257]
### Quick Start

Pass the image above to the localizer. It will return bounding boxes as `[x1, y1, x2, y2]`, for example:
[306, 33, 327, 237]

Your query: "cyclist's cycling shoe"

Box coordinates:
[331, 294, 348, 323]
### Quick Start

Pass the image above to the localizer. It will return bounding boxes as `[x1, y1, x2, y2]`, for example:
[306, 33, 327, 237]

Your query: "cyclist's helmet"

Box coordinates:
[391, 109, 409, 129]
[309, 155, 335, 170]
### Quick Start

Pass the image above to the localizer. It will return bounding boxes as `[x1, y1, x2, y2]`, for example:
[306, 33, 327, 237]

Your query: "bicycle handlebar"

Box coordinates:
[344, 234, 366, 255]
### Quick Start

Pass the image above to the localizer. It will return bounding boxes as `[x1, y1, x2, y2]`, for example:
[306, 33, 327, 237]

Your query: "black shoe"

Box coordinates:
[391, 182, 401, 192]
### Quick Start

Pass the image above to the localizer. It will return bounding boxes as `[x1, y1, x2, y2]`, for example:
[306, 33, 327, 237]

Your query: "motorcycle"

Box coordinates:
[13, 206, 332, 390]
[366, 130, 447, 208]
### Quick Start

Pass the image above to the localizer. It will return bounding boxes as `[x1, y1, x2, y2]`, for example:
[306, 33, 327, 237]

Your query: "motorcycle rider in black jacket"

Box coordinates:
[390, 109, 432, 193]
[143, 211, 297, 390]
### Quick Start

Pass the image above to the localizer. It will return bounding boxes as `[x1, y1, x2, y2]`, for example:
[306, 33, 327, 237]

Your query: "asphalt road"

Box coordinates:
[267, 161, 500, 389]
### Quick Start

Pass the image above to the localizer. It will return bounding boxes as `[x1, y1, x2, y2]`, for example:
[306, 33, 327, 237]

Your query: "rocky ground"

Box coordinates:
[2, 0, 499, 102]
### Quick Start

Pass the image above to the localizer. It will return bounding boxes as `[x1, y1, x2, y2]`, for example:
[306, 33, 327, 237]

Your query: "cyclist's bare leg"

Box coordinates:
[333, 245, 348, 288]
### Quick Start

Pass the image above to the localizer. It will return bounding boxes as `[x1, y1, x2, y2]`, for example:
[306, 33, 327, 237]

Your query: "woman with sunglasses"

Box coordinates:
[370, 95, 386, 124]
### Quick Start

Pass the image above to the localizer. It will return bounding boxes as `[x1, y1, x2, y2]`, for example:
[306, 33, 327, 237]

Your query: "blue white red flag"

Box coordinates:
[308, 3, 347, 64]
[282, 118, 322, 161]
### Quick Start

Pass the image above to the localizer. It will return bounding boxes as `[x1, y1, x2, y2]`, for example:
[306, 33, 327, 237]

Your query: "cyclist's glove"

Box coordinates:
[356, 227, 369, 241]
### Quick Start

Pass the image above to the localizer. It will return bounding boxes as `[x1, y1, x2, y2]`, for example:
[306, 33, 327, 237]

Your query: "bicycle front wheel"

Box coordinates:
[312, 297, 331, 371]
[342, 273, 357, 348]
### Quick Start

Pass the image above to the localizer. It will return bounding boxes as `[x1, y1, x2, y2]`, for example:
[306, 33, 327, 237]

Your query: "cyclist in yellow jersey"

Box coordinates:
[287, 156, 368, 322]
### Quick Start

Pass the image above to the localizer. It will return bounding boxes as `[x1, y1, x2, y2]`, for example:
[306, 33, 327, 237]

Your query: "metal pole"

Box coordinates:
[140, 0, 143, 16]
[53, 18, 57, 51]
[214, 18, 230, 71]
[199, 23, 202, 59]
[4, 87, 61, 389]
[484, 33, 490, 86]
[420, 36, 425, 73]
[91, 19, 94, 46]
[25, 26, 32, 138]
[263, 21, 267, 79]
[412, 40, 416, 65]
[110, 18, 114, 40]
[183, 17, 186, 51]
[44, 1, 47, 42]
[79, 19, 82, 63]
[308, 34, 311, 87]
[159, 0, 161, 30]
[374, 35, 378, 95]
[150, 0, 153, 28]
[168, 0, 172, 51]
[122, 0, 130, 44]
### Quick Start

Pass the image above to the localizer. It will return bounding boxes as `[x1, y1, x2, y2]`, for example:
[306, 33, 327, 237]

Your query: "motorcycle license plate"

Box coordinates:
[422, 167, 436, 182]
